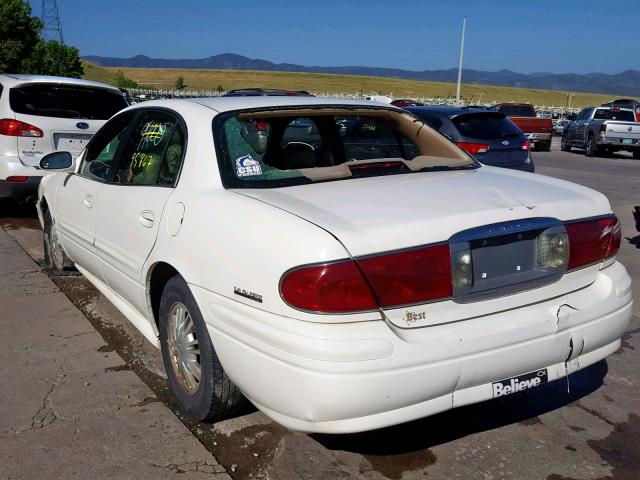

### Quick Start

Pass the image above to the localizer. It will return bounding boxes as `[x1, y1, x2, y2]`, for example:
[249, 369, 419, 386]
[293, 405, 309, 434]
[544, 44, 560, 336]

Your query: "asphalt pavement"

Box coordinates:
[1, 140, 638, 480]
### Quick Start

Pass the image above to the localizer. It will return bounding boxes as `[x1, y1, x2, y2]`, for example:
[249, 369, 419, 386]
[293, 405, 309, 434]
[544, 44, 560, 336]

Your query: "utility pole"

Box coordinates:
[41, 0, 64, 44]
[456, 16, 466, 102]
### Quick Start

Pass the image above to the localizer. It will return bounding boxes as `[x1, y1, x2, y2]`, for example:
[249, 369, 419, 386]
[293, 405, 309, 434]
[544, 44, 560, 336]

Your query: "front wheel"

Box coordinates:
[43, 209, 74, 273]
[159, 275, 246, 421]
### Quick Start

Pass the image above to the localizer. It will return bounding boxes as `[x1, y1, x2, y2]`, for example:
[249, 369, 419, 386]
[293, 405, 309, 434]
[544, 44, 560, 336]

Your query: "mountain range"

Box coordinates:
[83, 53, 640, 97]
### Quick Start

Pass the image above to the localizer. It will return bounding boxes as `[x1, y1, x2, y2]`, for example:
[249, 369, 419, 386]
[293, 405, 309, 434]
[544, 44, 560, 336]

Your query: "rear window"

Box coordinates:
[452, 113, 522, 140]
[214, 107, 476, 188]
[10, 83, 128, 120]
[593, 109, 635, 121]
[495, 105, 536, 117]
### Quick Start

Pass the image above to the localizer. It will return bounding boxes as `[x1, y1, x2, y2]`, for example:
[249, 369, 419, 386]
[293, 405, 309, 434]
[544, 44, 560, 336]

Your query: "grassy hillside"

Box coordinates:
[83, 61, 635, 107]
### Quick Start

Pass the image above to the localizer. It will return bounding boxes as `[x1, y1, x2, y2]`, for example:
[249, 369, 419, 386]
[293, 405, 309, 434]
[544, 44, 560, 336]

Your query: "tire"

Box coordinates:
[43, 209, 74, 273]
[159, 275, 246, 421]
[585, 135, 598, 157]
[633, 150, 640, 160]
[541, 140, 552, 152]
[560, 134, 572, 152]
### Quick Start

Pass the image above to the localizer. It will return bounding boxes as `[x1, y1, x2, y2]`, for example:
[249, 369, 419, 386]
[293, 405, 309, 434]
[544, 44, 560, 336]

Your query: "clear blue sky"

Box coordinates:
[32, 0, 639, 74]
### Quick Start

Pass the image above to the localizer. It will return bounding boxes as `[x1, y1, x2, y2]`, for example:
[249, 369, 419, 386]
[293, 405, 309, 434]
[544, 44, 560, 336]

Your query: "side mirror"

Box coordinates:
[40, 151, 73, 170]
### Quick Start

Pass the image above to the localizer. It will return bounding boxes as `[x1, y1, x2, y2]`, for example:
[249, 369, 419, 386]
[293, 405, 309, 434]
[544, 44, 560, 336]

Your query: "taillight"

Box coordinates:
[0, 118, 43, 137]
[5, 176, 29, 183]
[521, 139, 531, 151]
[456, 142, 489, 155]
[566, 216, 621, 270]
[280, 260, 377, 313]
[280, 244, 453, 313]
[599, 124, 607, 136]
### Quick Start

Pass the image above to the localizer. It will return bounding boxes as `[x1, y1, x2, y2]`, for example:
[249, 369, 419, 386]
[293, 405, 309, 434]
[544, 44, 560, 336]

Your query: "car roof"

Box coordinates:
[0, 74, 121, 92]
[406, 105, 493, 117]
[130, 96, 395, 114]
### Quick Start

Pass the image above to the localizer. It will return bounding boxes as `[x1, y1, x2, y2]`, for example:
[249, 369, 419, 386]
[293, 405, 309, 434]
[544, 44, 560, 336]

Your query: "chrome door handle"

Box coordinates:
[138, 210, 155, 228]
[83, 195, 94, 209]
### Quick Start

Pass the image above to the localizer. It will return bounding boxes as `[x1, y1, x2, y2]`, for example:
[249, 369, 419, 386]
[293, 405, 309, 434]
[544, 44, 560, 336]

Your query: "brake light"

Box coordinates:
[599, 124, 607, 136]
[521, 139, 531, 151]
[0, 119, 43, 137]
[280, 260, 377, 313]
[358, 244, 452, 307]
[6, 176, 29, 183]
[280, 244, 453, 313]
[566, 216, 621, 270]
[456, 142, 489, 155]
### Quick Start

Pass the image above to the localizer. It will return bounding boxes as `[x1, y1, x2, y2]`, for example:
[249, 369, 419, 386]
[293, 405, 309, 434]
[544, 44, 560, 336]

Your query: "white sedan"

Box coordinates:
[37, 97, 632, 434]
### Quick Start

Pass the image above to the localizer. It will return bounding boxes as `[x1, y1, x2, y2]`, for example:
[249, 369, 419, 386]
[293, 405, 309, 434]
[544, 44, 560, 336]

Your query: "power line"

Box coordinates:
[41, 0, 64, 44]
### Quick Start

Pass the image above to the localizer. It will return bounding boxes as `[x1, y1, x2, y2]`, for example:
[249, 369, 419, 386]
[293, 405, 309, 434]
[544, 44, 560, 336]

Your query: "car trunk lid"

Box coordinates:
[238, 167, 612, 326]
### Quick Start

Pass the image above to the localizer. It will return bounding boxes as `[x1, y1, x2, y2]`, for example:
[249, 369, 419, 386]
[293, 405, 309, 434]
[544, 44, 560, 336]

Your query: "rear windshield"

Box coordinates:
[452, 113, 521, 140]
[495, 105, 536, 117]
[10, 83, 128, 120]
[214, 106, 476, 188]
[593, 109, 635, 121]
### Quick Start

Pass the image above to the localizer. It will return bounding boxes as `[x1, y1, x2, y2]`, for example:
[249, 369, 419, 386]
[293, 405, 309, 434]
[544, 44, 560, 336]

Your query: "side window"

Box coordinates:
[114, 111, 186, 186]
[79, 112, 134, 182]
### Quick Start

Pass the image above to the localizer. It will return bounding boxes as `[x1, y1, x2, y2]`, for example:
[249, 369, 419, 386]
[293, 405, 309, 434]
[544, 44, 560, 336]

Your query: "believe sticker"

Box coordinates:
[236, 155, 262, 177]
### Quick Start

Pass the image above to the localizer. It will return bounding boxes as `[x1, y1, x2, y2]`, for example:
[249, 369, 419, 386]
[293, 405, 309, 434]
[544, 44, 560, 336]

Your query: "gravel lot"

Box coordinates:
[1, 141, 639, 480]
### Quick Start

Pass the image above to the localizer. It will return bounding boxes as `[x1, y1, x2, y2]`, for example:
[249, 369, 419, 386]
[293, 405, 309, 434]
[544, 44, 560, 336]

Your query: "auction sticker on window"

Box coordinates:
[492, 368, 548, 398]
[236, 155, 262, 177]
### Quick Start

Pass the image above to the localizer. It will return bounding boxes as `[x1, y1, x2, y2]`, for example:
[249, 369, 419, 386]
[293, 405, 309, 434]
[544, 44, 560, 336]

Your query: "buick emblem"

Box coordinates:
[76, 122, 89, 130]
[501, 140, 510, 146]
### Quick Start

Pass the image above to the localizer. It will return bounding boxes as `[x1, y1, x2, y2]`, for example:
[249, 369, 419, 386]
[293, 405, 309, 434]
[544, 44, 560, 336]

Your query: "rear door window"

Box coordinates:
[9, 84, 127, 119]
[113, 110, 186, 186]
[452, 113, 521, 139]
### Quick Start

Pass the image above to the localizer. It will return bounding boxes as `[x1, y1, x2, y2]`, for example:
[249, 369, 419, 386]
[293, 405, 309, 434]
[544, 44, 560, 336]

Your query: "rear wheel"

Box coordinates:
[43, 209, 74, 273]
[541, 140, 552, 152]
[159, 275, 246, 421]
[560, 134, 572, 152]
[585, 135, 598, 157]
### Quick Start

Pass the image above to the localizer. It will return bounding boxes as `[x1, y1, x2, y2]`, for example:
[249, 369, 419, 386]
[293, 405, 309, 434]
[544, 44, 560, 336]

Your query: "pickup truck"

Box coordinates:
[561, 106, 640, 158]
[492, 103, 553, 151]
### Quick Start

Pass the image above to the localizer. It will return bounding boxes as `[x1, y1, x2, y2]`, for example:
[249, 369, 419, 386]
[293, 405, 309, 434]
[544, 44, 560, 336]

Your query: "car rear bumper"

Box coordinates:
[525, 132, 552, 142]
[193, 261, 632, 434]
[0, 155, 44, 202]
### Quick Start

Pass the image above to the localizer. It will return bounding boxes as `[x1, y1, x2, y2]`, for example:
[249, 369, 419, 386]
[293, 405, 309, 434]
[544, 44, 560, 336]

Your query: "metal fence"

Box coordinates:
[124, 88, 580, 116]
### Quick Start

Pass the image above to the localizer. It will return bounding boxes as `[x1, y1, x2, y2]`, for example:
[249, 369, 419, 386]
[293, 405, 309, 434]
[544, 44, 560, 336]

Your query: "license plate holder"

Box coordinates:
[492, 368, 548, 398]
[55, 134, 91, 152]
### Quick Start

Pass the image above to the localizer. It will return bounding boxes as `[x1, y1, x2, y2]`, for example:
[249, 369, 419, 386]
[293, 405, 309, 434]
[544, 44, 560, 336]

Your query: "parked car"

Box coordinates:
[37, 96, 631, 434]
[492, 103, 553, 151]
[0, 75, 128, 203]
[554, 119, 570, 136]
[406, 106, 534, 172]
[561, 106, 640, 158]
[223, 88, 313, 97]
[390, 99, 424, 108]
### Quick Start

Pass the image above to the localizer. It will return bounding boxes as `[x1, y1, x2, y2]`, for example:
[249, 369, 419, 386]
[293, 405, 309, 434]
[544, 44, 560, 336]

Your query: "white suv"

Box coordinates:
[0, 75, 127, 203]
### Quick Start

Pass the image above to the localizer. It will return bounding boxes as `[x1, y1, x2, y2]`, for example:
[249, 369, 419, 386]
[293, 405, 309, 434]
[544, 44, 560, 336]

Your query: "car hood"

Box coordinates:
[235, 166, 611, 256]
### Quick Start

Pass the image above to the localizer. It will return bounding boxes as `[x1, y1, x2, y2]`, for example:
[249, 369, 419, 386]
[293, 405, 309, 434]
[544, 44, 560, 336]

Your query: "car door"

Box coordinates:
[575, 108, 593, 145]
[93, 109, 186, 314]
[54, 112, 135, 280]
